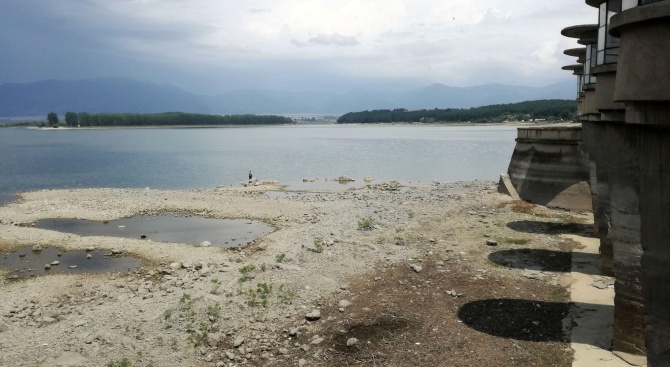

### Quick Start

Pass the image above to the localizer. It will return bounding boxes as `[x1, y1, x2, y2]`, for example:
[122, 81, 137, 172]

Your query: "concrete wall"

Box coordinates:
[507, 126, 592, 212]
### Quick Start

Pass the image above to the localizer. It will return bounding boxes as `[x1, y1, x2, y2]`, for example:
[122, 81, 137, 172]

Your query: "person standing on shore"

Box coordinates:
[249, 171, 253, 182]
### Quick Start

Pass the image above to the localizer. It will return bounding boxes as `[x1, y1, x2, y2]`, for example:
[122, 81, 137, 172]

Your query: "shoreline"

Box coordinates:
[15, 121, 578, 130]
[0, 181, 596, 366]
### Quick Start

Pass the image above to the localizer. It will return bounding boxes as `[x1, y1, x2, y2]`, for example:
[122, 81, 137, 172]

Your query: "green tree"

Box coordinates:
[64, 112, 78, 127]
[47, 112, 59, 126]
[77, 112, 91, 127]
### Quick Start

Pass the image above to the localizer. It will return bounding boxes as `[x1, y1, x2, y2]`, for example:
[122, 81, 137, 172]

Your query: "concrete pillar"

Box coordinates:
[582, 120, 614, 276]
[606, 122, 645, 357]
[610, 3, 670, 364]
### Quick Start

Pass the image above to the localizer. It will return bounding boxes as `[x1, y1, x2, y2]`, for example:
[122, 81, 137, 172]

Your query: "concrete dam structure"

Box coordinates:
[501, 1, 669, 366]
[506, 126, 592, 212]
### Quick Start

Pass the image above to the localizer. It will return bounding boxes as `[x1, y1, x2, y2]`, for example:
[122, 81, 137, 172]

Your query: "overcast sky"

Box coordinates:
[0, 0, 597, 95]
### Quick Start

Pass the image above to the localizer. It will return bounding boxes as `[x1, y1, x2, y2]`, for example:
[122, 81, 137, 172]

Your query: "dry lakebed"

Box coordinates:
[0, 181, 592, 367]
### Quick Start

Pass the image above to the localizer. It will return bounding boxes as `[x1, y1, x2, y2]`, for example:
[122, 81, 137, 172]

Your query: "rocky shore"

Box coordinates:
[0, 181, 592, 366]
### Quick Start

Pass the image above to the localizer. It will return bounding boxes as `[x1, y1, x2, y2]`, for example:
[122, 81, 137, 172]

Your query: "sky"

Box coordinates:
[0, 0, 597, 95]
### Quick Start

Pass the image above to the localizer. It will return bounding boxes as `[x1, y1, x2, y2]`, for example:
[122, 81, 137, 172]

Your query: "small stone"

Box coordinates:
[112, 249, 123, 255]
[338, 300, 351, 309]
[182, 261, 192, 269]
[288, 328, 299, 337]
[305, 309, 321, 321]
[199, 241, 212, 247]
[68, 265, 77, 269]
[169, 262, 181, 271]
[298, 359, 307, 367]
[410, 264, 422, 273]
[225, 351, 235, 360]
[486, 240, 498, 246]
[44, 264, 51, 270]
[346, 338, 359, 347]
[278, 347, 288, 355]
[40, 317, 56, 327]
[86, 253, 92, 259]
[233, 336, 245, 348]
[207, 333, 220, 347]
[50, 261, 60, 266]
[32, 245, 42, 252]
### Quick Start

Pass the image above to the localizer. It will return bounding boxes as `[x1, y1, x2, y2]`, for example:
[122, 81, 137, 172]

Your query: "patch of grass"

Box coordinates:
[358, 217, 375, 230]
[395, 227, 404, 233]
[239, 264, 256, 283]
[207, 304, 221, 321]
[179, 293, 191, 304]
[408, 211, 415, 219]
[106, 358, 134, 367]
[246, 282, 273, 307]
[163, 309, 172, 321]
[210, 278, 222, 294]
[499, 237, 531, 246]
[313, 239, 325, 253]
[276, 253, 286, 263]
[497, 200, 536, 213]
[277, 284, 295, 304]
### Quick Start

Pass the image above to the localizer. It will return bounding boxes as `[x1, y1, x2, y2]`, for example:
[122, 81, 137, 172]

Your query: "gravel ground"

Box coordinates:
[0, 181, 592, 367]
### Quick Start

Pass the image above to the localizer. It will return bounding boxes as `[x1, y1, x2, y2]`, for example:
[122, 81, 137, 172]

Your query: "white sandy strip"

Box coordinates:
[564, 234, 644, 367]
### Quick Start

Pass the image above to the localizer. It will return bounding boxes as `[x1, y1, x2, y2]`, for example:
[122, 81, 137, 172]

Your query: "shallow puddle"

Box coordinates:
[0, 192, 18, 206]
[34, 213, 274, 247]
[1, 246, 142, 279]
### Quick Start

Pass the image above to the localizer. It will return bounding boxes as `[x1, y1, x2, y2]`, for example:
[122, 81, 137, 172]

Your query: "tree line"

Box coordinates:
[336, 99, 577, 124]
[41, 112, 294, 127]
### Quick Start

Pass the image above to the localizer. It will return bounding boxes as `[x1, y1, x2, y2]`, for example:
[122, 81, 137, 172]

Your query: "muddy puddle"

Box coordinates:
[34, 213, 274, 247]
[1, 246, 142, 279]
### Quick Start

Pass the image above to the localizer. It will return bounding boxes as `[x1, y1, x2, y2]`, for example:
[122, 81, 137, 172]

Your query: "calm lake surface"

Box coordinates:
[0, 125, 516, 204]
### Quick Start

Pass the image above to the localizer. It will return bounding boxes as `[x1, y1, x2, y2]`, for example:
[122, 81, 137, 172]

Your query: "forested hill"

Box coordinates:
[55, 112, 293, 127]
[336, 99, 577, 124]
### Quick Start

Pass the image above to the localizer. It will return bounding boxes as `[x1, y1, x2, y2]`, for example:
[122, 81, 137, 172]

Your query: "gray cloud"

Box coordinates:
[291, 33, 360, 48]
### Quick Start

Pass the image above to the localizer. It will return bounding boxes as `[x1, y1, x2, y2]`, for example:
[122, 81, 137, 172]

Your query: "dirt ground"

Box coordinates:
[0, 181, 593, 367]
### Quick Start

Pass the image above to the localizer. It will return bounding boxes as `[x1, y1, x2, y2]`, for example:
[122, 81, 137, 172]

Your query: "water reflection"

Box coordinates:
[1, 246, 142, 279]
[34, 213, 274, 247]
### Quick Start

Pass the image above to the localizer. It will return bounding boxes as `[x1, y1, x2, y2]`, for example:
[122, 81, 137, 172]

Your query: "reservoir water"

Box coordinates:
[0, 124, 516, 204]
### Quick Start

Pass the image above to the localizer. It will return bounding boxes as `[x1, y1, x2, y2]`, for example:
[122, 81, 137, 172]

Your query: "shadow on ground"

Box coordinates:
[488, 249, 599, 275]
[458, 299, 612, 346]
[507, 220, 593, 235]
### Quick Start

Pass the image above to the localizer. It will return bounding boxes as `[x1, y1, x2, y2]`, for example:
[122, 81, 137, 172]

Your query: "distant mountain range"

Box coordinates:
[0, 77, 576, 117]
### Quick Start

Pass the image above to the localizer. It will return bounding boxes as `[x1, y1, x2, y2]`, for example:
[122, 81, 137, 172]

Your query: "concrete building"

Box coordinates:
[559, 0, 668, 365]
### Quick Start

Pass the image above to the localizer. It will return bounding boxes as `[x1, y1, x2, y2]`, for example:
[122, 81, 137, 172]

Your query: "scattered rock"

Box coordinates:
[305, 309, 321, 321]
[338, 300, 351, 309]
[44, 264, 51, 270]
[86, 254, 92, 259]
[486, 240, 498, 246]
[346, 337, 359, 347]
[50, 261, 60, 266]
[32, 245, 42, 252]
[112, 249, 123, 255]
[233, 336, 245, 348]
[410, 264, 423, 273]
[207, 333, 220, 347]
[199, 241, 212, 247]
